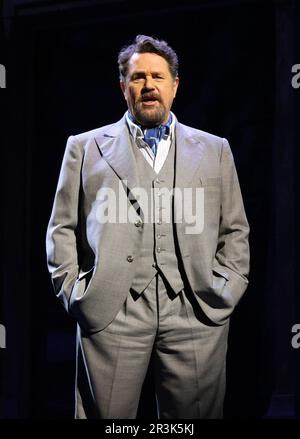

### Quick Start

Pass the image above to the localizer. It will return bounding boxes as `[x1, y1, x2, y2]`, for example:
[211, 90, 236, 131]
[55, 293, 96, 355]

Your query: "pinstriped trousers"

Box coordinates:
[75, 273, 229, 419]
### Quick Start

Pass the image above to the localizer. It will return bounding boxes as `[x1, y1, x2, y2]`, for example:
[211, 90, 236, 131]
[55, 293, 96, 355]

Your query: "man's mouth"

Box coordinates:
[142, 100, 157, 106]
[141, 96, 159, 106]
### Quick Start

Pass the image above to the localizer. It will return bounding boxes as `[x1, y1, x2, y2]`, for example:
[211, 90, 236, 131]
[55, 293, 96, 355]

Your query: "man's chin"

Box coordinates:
[134, 108, 165, 127]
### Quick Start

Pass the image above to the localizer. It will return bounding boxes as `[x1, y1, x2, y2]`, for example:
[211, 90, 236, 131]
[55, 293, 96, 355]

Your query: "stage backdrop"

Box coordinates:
[0, 0, 298, 419]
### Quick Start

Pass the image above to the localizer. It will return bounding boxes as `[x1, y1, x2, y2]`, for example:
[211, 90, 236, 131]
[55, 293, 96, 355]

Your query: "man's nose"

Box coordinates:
[143, 75, 155, 90]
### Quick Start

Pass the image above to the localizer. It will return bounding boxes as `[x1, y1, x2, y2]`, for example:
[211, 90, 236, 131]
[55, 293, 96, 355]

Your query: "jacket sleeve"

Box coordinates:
[213, 138, 250, 309]
[46, 135, 83, 312]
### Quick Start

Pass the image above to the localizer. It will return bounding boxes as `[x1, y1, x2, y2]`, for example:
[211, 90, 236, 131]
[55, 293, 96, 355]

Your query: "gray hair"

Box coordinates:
[118, 34, 179, 82]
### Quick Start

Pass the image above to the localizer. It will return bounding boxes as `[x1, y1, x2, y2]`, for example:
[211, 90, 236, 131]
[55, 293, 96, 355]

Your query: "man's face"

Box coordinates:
[120, 52, 179, 127]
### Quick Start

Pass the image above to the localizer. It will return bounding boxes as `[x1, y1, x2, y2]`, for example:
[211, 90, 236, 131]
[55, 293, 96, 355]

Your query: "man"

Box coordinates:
[46, 34, 250, 419]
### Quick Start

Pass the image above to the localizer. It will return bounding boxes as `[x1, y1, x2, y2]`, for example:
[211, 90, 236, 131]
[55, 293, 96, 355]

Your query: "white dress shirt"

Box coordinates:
[125, 111, 176, 174]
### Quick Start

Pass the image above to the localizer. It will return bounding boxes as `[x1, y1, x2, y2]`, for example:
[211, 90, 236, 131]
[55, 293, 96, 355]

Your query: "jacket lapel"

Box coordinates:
[175, 122, 205, 188]
[173, 122, 206, 257]
[94, 115, 205, 193]
[94, 114, 139, 193]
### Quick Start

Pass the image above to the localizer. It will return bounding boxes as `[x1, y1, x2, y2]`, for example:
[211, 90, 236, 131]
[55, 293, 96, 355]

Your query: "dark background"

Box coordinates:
[0, 0, 299, 419]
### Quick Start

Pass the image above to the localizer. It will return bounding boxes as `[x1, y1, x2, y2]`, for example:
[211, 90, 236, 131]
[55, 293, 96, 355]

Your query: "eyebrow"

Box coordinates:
[130, 71, 165, 77]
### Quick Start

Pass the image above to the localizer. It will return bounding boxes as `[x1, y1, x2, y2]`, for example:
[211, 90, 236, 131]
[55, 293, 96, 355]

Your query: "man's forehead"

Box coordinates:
[128, 52, 169, 71]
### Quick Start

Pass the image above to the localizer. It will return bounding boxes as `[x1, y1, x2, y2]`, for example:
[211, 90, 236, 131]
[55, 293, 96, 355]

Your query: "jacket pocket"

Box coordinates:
[212, 266, 229, 280]
[68, 265, 95, 310]
[212, 266, 229, 292]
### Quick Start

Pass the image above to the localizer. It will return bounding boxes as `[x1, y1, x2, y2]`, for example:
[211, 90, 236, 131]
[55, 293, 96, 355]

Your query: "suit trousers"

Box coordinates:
[75, 272, 229, 419]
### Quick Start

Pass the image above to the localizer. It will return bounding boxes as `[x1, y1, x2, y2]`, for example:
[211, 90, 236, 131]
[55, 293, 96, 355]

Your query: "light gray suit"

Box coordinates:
[46, 113, 250, 418]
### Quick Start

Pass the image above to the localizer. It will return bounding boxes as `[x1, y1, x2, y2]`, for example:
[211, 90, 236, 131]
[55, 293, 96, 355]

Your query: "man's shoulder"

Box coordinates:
[72, 121, 120, 144]
[177, 121, 224, 145]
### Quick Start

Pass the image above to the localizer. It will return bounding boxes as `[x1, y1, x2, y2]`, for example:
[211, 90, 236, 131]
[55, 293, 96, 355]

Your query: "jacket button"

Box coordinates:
[134, 220, 143, 227]
[127, 255, 134, 262]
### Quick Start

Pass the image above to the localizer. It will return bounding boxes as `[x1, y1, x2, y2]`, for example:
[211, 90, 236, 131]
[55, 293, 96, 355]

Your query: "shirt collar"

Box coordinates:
[125, 110, 176, 143]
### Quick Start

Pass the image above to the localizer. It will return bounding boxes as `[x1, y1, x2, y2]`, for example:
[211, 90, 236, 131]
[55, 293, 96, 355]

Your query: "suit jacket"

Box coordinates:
[46, 113, 250, 333]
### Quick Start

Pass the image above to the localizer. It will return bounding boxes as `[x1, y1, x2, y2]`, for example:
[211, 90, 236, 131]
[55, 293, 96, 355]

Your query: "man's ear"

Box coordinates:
[120, 80, 127, 100]
[173, 77, 179, 98]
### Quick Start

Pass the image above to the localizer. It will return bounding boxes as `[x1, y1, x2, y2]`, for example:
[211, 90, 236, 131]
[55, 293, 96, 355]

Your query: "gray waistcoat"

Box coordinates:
[129, 132, 185, 295]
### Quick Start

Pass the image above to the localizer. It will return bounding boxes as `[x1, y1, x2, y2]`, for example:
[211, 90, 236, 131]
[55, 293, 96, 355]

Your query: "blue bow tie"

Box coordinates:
[128, 112, 172, 156]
